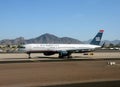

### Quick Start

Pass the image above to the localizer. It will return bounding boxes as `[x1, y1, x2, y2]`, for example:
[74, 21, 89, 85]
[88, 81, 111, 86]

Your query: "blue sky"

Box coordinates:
[0, 0, 120, 41]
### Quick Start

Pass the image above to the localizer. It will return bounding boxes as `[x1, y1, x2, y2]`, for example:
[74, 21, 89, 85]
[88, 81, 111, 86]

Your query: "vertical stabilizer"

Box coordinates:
[90, 30, 104, 45]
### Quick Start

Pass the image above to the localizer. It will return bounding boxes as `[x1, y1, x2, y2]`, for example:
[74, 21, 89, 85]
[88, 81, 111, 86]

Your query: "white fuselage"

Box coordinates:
[22, 44, 101, 52]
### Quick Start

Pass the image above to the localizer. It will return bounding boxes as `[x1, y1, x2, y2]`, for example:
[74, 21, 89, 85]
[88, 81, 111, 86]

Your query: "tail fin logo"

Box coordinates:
[96, 37, 100, 41]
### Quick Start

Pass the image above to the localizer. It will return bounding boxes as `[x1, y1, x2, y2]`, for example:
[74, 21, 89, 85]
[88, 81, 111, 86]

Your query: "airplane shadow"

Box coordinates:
[35, 56, 58, 59]
[34, 55, 89, 59]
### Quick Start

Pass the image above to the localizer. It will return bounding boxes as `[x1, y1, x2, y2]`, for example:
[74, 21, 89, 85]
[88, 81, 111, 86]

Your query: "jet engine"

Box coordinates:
[43, 52, 55, 56]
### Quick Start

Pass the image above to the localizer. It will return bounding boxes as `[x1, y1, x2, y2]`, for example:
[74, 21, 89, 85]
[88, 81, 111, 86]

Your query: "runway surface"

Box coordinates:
[0, 52, 120, 62]
[0, 52, 120, 87]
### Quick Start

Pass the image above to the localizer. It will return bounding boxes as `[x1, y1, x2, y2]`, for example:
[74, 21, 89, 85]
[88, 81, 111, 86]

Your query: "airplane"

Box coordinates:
[19, 30, 104, 58]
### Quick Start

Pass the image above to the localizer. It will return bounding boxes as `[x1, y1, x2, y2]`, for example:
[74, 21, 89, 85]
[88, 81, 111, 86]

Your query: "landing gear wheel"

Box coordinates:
[27, 53, 31, 59]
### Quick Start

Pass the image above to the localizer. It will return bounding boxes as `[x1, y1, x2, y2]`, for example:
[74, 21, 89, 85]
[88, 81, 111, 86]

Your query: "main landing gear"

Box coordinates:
[58, 52, 72, 59]
[27, 52, 31, 59]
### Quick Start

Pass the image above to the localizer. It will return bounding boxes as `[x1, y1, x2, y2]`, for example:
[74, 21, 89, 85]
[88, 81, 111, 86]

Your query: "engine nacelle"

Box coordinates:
[43, 52, 55, 56]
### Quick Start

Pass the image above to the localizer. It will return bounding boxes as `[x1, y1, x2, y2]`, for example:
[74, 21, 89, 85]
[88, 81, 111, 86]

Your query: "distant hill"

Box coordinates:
[84, 39, 120, 45]
[26, 33, 82, 44]
[0, 37, 25, 45]
[0, 33, 119, 45]
[0, 33, 82, 45]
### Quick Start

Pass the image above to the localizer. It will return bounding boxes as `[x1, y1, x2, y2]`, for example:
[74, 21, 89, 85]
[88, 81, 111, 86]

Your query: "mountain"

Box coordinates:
[26, 33, 82, 44]
[84, 39, 120, 45]
[111, 40, 120, 45]
[0, 33, 82, 45]
[0, 37, 25, 45]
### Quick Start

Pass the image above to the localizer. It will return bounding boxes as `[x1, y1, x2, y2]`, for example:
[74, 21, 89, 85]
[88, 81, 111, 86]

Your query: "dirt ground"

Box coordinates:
[0, 52, 120, 87]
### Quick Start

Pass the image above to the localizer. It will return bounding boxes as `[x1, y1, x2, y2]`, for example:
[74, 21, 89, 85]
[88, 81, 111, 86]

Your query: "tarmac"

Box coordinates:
[0, 52, 120, 87]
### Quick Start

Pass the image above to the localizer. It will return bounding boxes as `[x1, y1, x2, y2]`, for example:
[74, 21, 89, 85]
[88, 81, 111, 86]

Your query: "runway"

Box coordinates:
[0, 52, 120, 87]
[0, 52, 120, 63]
